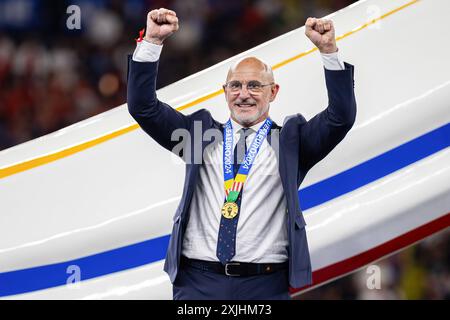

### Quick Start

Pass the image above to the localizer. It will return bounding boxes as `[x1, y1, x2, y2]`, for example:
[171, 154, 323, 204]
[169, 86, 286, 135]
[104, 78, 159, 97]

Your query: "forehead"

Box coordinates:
[226, 57, 273, 82]
[227, 70, 267, 82]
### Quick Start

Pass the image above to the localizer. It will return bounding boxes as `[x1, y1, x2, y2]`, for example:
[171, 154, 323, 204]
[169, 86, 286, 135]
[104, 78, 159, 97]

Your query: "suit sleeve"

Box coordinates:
[126, 55, 191, 153]
[299, 62, 357, 172]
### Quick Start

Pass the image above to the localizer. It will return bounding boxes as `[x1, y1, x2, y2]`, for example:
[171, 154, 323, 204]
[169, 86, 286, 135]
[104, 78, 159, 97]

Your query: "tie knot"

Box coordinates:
[234, 128, 252, 168]
[239, 127, 252, 139]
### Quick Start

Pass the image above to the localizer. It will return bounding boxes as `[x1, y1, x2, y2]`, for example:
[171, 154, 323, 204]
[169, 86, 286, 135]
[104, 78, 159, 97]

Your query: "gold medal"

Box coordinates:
[221, 202, 239, 219]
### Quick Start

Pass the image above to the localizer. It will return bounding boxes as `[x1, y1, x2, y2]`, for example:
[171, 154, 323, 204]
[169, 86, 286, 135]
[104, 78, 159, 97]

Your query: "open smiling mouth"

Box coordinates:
[235, 103, 256, 108]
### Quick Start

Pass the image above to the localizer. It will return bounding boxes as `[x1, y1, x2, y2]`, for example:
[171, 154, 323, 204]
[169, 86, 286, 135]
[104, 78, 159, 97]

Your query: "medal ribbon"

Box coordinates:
[222, 118, 272, 203]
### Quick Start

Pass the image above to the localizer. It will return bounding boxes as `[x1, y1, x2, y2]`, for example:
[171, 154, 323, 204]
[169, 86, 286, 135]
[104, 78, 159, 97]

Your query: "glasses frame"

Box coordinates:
[223, 80, 275, 94]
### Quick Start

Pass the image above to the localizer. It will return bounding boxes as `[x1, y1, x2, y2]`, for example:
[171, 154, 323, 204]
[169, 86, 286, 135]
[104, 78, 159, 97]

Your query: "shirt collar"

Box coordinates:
[229, 117, 268, 135]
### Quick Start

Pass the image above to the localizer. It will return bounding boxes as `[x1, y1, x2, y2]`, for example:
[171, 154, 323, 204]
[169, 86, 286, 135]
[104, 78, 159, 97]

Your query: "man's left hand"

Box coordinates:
[305, 17, 337, 54]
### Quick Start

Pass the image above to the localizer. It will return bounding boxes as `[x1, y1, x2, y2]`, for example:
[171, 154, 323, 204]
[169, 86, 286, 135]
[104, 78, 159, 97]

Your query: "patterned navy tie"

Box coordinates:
[217, 128, 250, 264]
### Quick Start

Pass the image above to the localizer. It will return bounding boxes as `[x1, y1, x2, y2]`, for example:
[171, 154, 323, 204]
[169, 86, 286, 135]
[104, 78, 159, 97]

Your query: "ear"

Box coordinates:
[223, 85, 230, 104]
[269, 84, 280, 102]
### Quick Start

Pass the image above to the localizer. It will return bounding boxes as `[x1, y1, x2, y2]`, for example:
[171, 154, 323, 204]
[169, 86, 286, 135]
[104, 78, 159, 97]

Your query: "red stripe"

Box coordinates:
[289, 212, 450, 295]
[135, 28, 145, 43]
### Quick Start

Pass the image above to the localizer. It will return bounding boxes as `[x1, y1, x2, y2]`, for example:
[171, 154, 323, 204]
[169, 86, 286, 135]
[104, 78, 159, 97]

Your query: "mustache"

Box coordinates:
[234, 99, 257, 104]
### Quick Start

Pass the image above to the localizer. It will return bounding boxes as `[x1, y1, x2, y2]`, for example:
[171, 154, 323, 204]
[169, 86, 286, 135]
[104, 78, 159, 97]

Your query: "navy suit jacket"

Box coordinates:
[127, 56, 356, 288]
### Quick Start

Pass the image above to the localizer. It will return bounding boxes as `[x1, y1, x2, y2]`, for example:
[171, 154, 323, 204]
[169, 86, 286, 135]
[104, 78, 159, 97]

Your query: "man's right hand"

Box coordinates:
[144, 8, 179, 45]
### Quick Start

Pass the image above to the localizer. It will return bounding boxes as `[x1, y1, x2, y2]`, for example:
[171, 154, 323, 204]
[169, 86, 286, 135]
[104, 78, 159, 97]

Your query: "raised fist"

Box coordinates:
[144, 8, 179, 45]
[305, 17, 337, 54]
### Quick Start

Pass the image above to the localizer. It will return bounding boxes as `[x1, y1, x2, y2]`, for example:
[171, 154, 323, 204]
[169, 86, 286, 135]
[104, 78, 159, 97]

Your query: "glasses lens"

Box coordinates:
[228, 81, 242, 91]
[226, 80, 268, 93]
[247, 81, 263, 92]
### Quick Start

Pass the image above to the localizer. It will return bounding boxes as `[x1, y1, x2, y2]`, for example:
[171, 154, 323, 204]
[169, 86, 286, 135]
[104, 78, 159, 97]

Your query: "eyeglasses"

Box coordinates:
[223, 80, 274, 94]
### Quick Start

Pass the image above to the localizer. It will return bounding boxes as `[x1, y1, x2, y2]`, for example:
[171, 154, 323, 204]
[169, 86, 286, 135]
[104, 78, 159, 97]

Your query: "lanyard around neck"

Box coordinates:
[222, 118, 272, 202]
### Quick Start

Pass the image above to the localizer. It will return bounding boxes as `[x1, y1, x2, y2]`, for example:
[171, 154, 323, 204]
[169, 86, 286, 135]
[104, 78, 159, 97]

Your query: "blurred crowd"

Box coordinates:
[0, 0, 356, 150]
[0, 0, 448, 300]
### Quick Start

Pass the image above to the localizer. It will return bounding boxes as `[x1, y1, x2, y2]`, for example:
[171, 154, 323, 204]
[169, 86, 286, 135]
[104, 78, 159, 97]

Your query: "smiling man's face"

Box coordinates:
[224, 57, 280, 127]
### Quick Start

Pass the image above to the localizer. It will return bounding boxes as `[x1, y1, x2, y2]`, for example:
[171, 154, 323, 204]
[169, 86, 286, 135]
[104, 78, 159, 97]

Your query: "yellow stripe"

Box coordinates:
[0, 0, 420, 180]
[234, 174, 247, 183]
[224, 180, 233, 190]
[0, 124, 139, 179]
[273, 0, 420, 70]
[177, 89, 224, 111]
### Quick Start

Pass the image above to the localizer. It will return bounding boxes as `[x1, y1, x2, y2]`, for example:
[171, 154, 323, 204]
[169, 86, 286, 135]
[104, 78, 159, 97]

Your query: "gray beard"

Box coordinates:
[231, 104, 270, 127]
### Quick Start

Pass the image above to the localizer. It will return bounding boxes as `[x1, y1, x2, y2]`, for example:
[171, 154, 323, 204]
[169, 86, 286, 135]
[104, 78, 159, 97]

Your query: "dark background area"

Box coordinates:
[0, 0, 448, 299]
[0, 0, 356, 150]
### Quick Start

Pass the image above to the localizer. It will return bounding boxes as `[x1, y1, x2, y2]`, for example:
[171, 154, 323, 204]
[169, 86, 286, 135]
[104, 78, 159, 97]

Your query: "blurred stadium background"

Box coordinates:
[0, 0, 448, 299]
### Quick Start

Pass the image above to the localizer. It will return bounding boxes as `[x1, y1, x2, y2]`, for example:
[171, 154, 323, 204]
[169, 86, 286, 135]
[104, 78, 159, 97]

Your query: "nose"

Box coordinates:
[238, 85, 251, 99]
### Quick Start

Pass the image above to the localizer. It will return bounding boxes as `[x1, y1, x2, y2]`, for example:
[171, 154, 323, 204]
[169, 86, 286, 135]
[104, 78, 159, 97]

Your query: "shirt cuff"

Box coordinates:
[132, 40, 163, 62]
[320, 51, 345, 70]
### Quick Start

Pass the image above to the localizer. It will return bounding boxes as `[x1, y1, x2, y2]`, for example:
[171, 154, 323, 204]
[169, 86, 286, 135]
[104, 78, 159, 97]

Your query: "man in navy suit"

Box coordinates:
[127, 8, 356, 300]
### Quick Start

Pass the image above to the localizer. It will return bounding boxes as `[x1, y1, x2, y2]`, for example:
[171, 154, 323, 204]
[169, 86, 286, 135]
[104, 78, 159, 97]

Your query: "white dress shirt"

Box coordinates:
[132, 39, 344, 263]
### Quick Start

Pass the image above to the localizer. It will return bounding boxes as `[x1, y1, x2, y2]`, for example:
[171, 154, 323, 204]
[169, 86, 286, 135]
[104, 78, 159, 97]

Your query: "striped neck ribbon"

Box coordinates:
[222, 118, 272, 203]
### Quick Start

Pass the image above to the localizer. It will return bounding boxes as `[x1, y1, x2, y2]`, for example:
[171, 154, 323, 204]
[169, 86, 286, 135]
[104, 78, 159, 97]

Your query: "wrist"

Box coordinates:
[319, 44, 338, 54]
[144, 35, 164, 46]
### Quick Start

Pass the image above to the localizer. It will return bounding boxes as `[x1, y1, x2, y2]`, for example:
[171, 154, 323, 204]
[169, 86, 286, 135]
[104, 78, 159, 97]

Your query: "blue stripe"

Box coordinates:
[0, 236, 170, 297]
[0, 123, 449, 297]
[299, 123, 450, 210]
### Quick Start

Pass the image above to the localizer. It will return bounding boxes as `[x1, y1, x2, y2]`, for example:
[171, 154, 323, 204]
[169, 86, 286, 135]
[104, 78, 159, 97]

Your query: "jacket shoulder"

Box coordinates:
[186, 108, 220, 129]
[282, 113, 307, 129]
